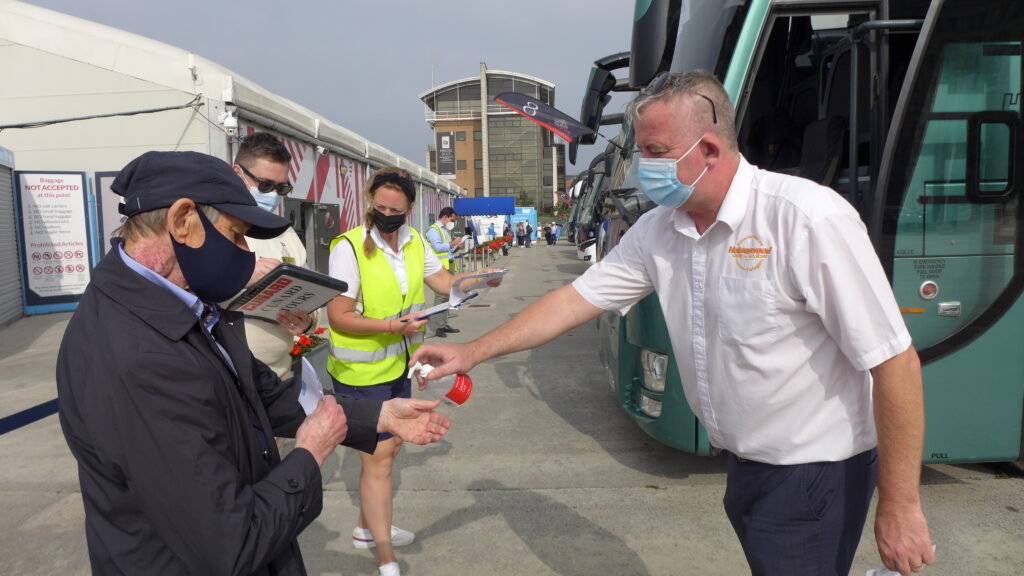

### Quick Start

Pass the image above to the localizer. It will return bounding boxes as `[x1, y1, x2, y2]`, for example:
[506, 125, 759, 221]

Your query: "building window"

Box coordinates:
[457, 160, 467, 171]
[456, 131, 466, 141]
[475, 187, 483, 195]
[474, 159, 483, 170]
[474, 130, 482, 141]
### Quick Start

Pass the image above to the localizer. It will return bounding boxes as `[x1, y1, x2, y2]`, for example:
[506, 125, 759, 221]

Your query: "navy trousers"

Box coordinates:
[723, 448, 878, 576]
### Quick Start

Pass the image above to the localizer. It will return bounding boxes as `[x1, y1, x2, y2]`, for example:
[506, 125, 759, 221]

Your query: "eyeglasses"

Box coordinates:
[239, 164, 293, 195]
[643, 71, 718, 125]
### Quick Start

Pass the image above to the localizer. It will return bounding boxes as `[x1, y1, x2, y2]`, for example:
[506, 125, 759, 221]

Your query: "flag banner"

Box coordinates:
[494, 92, 595, 143]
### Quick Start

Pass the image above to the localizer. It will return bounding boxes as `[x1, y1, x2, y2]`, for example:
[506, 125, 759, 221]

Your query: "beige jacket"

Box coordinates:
[244, 227, 323, 377]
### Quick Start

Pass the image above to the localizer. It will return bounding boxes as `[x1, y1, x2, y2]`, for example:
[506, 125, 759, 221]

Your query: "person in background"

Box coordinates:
[515, 221, 525, 247]
[410, 70, 933, 576]
[551, 222, 561, 245]
[424, 206, 463, 339]
[524, 221, 533, 248]
[231, 132, 317, 378]
[326, 167, 501, 576]
[542, 223, 552, 246]
[57, 151, 450, 576]
[487, 222, 497, 240]
[502, 220, 513, 256]
[464, 218, 478, 247]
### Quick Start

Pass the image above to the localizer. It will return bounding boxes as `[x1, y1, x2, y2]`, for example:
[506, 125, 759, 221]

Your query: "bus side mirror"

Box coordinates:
[966, 111, 1020, 203]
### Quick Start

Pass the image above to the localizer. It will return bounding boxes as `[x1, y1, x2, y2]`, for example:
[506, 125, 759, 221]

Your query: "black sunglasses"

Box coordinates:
[644, 71, 718, 125]
[239, 164, 293, 195]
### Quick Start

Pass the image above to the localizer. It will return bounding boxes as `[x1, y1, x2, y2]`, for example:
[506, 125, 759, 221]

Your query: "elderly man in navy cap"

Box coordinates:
[56, 151, 450, 576]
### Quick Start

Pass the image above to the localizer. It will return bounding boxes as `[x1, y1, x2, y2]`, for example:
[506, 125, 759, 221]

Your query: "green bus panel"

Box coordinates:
[916, 298, 1024, 463]
[617, 294, 712, 455]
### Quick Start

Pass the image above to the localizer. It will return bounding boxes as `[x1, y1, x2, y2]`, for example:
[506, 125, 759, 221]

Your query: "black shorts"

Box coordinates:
[332, 373, 411, 441]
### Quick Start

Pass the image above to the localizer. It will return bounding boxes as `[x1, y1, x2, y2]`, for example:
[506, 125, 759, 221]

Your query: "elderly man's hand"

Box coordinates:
[378, 398, 451, 444]
[294, 396, 348, 467]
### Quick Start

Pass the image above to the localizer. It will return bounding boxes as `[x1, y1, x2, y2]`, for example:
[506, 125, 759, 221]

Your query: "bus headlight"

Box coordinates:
[638, 393, 663, 418]
[640, 349, 668, 392]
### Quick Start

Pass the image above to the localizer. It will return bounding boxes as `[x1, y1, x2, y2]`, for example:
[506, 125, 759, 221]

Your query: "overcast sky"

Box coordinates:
[22, 0, 635, 175]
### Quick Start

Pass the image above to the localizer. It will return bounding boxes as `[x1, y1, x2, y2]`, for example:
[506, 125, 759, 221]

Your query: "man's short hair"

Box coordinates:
[439, 207, 457, 219]
[234, 132, 292, 167]
[114, 205, 221, 243]
[625, 69, 738, 152]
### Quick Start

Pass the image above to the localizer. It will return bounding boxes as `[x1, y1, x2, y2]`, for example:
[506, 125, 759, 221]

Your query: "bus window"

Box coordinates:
[736, 10, 873, 205]
[879, 0, 1023, 357]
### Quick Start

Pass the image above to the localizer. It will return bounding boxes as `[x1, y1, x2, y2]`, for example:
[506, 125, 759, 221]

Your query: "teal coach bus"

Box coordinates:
[580, 0, 1024, 463]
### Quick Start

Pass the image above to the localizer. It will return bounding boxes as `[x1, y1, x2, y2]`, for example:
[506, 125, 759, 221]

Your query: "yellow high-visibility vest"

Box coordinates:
[327, 226, 425, 385]
[428, 221, 451, 270]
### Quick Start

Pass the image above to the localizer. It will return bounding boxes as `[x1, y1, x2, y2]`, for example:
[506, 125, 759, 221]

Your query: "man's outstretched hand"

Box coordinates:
[378, 398, 451, 444]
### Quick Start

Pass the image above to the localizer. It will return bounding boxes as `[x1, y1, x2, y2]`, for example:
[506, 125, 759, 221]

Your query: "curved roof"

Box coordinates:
[0, 0, 461, 194]
[418, 69, 554, 101]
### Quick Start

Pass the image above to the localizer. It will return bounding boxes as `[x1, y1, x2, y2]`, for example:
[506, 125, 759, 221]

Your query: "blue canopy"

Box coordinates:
[453, 196, 515, 216]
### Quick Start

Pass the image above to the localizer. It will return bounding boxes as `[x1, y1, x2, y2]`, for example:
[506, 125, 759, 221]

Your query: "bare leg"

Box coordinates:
[356, 436, 403, 565]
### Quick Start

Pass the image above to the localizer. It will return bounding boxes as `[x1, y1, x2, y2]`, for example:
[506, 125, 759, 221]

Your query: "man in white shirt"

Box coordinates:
[232, 132, 320, 377]
[411, 71, 934, 575]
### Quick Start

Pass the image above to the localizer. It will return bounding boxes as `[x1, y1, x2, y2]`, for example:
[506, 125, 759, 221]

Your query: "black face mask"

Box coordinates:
[371, 209, 406, 234]
[170, 209, 256, 304]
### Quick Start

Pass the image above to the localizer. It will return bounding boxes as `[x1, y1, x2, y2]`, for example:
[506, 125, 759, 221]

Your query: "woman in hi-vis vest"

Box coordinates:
[326, 167, 501, 576]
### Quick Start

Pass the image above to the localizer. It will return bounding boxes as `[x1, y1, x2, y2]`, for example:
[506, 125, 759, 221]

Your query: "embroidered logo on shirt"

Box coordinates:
[729, 235, 773, 271]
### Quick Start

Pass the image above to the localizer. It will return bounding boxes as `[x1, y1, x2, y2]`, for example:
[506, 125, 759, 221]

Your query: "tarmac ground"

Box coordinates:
[1, 241, 1022, 575]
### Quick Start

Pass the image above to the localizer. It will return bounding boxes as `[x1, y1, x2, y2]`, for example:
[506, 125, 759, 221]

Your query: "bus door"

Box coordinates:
[874, 0, 1024, 462]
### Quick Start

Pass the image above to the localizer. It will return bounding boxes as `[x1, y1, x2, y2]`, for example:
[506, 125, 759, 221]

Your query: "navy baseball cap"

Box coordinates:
[112, 150, 291, 239]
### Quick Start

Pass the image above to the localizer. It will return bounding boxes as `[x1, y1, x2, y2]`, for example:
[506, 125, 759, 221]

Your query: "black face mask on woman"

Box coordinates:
[170, 209, 256, 303]
[371, 208, 406, 234]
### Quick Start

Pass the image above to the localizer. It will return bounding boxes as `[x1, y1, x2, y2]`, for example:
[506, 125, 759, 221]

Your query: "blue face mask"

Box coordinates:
[250, 186, 283, 212]
[637, 137, 708, 208]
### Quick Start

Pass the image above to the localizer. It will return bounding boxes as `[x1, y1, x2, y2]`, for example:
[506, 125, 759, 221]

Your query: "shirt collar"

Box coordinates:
[118, 243, 208, 323]
[668, 155, 753, 236]
[716, 156, 754, 232]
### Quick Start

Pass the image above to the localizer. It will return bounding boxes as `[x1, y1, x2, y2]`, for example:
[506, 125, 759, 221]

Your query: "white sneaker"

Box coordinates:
[352, 525, 416, 549]
[378, 561, 401, 576]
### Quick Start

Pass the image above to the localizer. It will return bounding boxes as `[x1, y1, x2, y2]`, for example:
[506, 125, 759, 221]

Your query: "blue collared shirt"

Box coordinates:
[118, 243, 234, 373]
[118, 243, 218, 331]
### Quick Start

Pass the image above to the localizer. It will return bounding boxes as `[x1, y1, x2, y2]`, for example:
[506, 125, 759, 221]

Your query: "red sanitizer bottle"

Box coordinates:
[408, 362, 473, 406]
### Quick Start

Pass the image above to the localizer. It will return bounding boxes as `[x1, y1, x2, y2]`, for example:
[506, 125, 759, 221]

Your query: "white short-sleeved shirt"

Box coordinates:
[329, 225, 443, 313]
[573, 157, 911, 465]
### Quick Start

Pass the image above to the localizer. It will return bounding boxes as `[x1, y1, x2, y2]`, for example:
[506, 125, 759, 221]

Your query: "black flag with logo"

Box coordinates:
[494, 92, 595, 143]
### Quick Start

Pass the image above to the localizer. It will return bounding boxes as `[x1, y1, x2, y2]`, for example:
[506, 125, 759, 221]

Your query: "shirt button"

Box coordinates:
[288, 479, 299, 489]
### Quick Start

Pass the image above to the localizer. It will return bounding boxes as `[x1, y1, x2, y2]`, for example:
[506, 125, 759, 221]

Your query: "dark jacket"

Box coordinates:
[57, 244, 382, 576]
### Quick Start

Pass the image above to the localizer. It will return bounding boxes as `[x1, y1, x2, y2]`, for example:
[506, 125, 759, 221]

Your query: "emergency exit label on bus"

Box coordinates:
[912, 259, 946, 280]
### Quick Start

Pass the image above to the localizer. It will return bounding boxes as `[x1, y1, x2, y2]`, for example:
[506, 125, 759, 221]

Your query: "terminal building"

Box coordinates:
[419, 63, 566, 213]
[0, 0, 462, 325]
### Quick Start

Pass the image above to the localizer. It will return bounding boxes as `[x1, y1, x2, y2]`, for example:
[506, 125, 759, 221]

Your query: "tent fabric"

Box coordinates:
[453, 197, 515, 216]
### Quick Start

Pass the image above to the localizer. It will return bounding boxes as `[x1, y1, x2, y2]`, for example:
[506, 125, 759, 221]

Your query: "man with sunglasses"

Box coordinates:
[232, 132, 319, 378]
[411, 70, 933, 575]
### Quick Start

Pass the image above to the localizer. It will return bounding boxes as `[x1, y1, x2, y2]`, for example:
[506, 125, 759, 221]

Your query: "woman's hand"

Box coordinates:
[391, 313, 429, 336]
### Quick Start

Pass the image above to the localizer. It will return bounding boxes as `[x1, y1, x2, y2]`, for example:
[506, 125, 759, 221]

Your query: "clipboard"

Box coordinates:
[412, 269, 506, 320]
[227, 263, 348, 322]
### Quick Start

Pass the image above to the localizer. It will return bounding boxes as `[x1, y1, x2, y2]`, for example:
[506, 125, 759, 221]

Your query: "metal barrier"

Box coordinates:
[454, 239, 504, 272]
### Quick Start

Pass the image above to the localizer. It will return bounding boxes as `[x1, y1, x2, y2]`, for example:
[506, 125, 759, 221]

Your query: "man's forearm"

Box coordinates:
[872, 346, 925, 503]
[469, 284, 603, 366]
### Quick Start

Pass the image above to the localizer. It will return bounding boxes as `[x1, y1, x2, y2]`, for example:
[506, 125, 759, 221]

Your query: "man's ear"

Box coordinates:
[231, 164, 245, 179]
[701, 134, 723, 165]
[166, 198, 203, 247]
